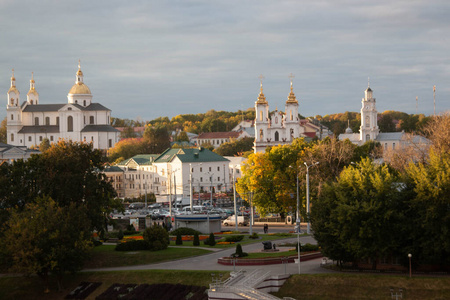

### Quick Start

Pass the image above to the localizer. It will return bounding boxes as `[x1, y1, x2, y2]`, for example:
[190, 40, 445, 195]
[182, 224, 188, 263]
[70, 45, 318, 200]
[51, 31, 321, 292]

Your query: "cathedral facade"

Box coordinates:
[6, 62, 119, 151]
[254, 79, 322, 153]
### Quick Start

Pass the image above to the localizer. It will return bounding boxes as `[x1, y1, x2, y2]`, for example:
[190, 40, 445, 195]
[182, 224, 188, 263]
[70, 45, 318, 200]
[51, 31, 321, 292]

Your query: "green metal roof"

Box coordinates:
[103, 165, 124, 172]
[154, 147, 229, 163]
[117, 154, 159, 166]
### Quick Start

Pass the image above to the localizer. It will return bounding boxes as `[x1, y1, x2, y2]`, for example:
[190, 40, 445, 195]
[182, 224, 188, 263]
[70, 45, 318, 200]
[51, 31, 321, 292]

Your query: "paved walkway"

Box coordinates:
[83, 235, 333, 276]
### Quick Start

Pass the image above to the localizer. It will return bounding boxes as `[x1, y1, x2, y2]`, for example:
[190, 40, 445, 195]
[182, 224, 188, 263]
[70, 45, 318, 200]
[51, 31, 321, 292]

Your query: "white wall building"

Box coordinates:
[6, 63, 119, 151]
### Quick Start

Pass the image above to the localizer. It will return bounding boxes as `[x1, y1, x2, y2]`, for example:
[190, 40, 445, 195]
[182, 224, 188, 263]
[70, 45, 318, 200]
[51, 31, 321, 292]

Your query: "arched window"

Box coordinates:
[10, 114, 13, 120]
[10, 133, 14, 142]
[275, 131, 279, 141]
[260, 129, 263, 141]
[90, 116, 94, 124]
[83, 100, 86, 106]
[260, 111, 263, 121]
[365, 116, 370, 127]
[75, 100, 78, 104]
[30, 100, 33, 105]
[366, 134, 370, 141]
[290, 110, 293, 121]
[45, 117, 50, 125]
[35, 117, 39, 125]
[10, 98, 14, 105]
[67, 116, 73, 132]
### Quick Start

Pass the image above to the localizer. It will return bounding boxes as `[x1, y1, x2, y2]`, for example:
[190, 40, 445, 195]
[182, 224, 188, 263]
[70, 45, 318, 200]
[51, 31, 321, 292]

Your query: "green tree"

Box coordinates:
[143, 125, 171, 153]
[214, 137, 254, 156]
[378, 113, 396, 132]
[143, 224, 170, 251]
[1, 196, 92, 292]
[39, 138, 50, 152]
[193, 232, 200, 246]
[175, 131, 189, 142]
[0, 117, 6, 143]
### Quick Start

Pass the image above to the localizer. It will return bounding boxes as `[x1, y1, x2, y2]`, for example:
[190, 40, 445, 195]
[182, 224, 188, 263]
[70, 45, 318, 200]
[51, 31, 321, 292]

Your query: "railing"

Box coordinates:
[238, 269, 271, 288]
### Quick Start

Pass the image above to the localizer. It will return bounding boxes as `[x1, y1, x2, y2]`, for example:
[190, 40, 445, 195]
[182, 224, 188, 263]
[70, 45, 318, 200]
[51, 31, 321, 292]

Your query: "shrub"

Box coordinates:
[176, 232, 183, 245]
[92, 240, 103, 247]
[233, 243, 248, 257]
[225, 235, 244, 243]
[124, 230, 138, 236]
[296, 243, 319, 252]
[127, 224, 136, 232]
[171, 227, 201, 236]
[117, 230, 124, 240]
[208, 233, 216, 246]
[249, 232, 259, 239]
[115, 240, 150, 251]
[193, 233, 200, 246]
[143, 225, 170, 251]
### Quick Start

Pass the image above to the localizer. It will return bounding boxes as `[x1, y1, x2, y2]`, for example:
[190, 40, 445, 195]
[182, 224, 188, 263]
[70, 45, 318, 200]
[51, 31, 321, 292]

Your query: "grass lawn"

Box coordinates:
[0, 270, 227, 300]
[272, 274, 450, 300]
[83, 245, 212, 269]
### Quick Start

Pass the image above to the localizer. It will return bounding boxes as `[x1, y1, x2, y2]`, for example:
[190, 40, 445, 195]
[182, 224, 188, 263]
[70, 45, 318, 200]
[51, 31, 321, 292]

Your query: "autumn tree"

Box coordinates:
[214, 137, 254, 156]
[143, 124, 171, 153]
[0, 117, 6, 143]
[1, 196, 92, 292]
[39, 137, 50, 152]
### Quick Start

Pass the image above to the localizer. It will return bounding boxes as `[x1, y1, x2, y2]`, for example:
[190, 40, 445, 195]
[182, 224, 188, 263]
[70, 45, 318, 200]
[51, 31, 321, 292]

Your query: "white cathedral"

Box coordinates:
[6, 62, 119, 151]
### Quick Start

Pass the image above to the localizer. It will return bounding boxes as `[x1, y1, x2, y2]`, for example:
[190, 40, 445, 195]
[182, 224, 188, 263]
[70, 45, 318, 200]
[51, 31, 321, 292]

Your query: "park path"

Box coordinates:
[82, 235, 332, 276]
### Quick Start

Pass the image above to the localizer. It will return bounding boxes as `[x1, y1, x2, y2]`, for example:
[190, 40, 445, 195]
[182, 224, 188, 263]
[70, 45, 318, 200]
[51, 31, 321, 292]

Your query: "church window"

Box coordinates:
[10, 98, 14, 105]
[366, 134, 370, 141]
[68, 107, 72, 111]
[35, 117, 39, 126]
[385, 143, 387, 150]
[217, 166, 220, 171]
[275, 117, 278, 124]
[109, 139, 112, 148]
[67, 116, 73, 132]
[45, 117, 50, 125]
[91, 136, 94, 141]
[10, 134, 14, 142]
[10, 114, 13, 120]
[260, 111, 263, 121]
[75, 100, 78, 104]
[39, 136, 42, 142]
[290, 110, 293, 121]
[200, 177, 203, 182]
[275, 131, 279, 141]
[83, 100, 86, 106]
[260, 129, 263, 141]
[50, 136, 53, 141]
[200, 167, 203, 172]
[90, 116, 94, 124]
[30, 100, 33, 104]
[365, 116, 370, 127]
[28, 136, 32, 142]
[56, 117, 59, 126]
[209, 167, 212, 172]
[393, 143, 396, 149]
[290, 128, 294, 138]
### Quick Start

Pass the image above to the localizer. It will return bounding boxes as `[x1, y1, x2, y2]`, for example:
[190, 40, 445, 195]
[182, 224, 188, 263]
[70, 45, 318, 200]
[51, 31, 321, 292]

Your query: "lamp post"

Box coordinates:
[289, 164, 301, 275]
[189, 163, 202, 213]
[233, 166, 238, 232]
[208, 173, 215, 207]
[304, 162, 319, 234]
[408, 253, 412, 278]
[249, 190, 253, 236]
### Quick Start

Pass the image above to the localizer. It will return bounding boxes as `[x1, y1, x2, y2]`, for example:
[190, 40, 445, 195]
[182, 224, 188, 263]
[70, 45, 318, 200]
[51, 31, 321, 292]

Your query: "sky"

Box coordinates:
[1, 0, 449, 122]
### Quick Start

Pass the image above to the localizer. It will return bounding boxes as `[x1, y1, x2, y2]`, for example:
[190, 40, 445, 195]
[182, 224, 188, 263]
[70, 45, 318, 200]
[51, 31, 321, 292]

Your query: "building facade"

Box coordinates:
[6, 63, 119, 150]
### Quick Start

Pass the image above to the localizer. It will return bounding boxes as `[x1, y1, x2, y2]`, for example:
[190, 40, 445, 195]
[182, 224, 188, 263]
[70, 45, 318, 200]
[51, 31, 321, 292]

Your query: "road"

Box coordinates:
[83, 232, 332, 276]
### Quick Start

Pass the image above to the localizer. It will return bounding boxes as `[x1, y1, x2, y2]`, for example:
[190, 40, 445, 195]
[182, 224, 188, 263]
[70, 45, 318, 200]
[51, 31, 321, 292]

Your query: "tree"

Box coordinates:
[378, 113, 396, 132]
[175, 131, 189, 142]
[421, 112, 450, 154]
[0, 117, 6, 143]
[143, 125, 171, 153]
[214, 137, 254, 156]
[1, 196, 92, 292]
[108, 138, 146, 163]
[0, 141, 119, 232]
[39, 138, 51, 152]
[143, 224, 170, 251]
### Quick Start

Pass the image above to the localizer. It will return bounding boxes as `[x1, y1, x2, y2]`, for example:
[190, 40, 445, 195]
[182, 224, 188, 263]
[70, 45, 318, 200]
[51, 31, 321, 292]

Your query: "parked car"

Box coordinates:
[222, 215, 248, 226]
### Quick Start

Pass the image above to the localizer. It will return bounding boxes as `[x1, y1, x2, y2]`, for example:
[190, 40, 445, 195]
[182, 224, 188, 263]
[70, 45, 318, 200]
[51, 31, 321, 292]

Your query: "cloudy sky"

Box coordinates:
[1, 0, 449, 122]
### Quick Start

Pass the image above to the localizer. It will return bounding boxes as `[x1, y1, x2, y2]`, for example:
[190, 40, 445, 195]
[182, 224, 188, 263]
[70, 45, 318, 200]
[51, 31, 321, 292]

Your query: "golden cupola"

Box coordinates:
[256, 82, 268, 104]
[286, 80, 298, 104]
[27, 72, 39, 97]
[69, 60, 91, 95]
[8, 69, 20, 95]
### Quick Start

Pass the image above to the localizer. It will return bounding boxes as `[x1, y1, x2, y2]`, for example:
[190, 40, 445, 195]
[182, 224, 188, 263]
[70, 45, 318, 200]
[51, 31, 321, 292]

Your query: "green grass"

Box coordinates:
[0, 270, 227, 300]
[272, 274, 450, 300]
[83, 245, 212, 269]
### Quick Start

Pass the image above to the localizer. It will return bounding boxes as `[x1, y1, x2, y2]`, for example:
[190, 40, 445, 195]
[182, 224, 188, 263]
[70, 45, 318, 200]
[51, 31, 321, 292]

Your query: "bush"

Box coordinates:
[225, 235, 244, 243]
[249, 232, 259, 239]
[296, 243, 319, 252]
[117, 230, 124, 240]
[233, 243, 248, 258]
[115, 240, 150, 251]
[171, 227, 201, 236]
[143, 225, 170, 251]
[126, 224, 136, 232]
[203, 233, 216, 246]
[92, 240, 103, 247]
[124, 230, 138, 236]
[176, 232, 183, 245]
[193, 232, 200, 246]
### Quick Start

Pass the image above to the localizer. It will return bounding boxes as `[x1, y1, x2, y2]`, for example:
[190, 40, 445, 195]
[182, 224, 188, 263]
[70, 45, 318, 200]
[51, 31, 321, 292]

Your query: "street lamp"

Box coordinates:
[232, 165, 238, 232]
[408, 253, 412, 278]
[290, 164, 301, 275]
[304, 161, 319, 235]
[189, 163, 202, 213]
[208, 172, 215, 207]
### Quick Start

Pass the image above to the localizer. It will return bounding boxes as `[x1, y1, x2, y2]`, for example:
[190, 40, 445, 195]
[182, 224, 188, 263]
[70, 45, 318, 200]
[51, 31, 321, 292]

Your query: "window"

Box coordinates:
[83, 100, 86, 106]
[218, 177, 220, 181]
[217, 166, 220, 171]
[67, 116, 73, 132]
[91, 136, 94, 141]
[28, 136, 32, 142]
[384, 143, 387, 150]
[200, 167, 202, 172]
[109, 139, 112, 148]
[200, 177, 203, 182]
[35, 117, 39, 125]
[260, 111, 263, 121]
[10, 134, 14, 142]
[10, 114, 13, 120]
[365, 116, 370, 127]
[209, 167, 211, 172]
[50, 136, 53, 141]
[68, 107, 72, 111]
[393, 143, 396, 149]
[290, 110, 293, 121]
[10, 98, 14, 105]
[45, 117, 50, 125]
[366, 134, 370, 141]
[39, 136, 42, 142]
[75, 100, 78, 104]
[90, 116, 94, 124]
[217, 140, 219, 144]
[275, 131, 279, 141]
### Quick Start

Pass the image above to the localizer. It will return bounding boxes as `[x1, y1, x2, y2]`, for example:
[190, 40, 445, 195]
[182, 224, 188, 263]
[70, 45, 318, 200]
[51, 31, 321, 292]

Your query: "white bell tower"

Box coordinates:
[254, 75, 269, 151]
[7, 69, 22, 145]
[359, 80, 379, 143]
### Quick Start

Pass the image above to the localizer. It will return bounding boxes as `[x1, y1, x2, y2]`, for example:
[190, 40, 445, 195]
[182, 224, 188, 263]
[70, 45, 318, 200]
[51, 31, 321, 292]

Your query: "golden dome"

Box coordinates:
[286, 81, 298, 104]
[8, 86, 19, 94]
[69, 82, 91, 95]
[256, 82, 268, 104]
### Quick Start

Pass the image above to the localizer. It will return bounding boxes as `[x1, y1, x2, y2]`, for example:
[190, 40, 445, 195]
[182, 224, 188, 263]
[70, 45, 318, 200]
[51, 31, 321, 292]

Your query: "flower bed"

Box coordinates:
[65, 282, 102, 299]
[169, 235, 209, 241]
[217, 252, 323, 266]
